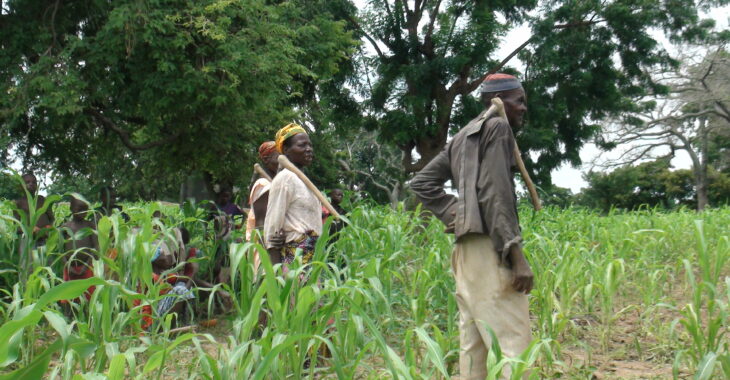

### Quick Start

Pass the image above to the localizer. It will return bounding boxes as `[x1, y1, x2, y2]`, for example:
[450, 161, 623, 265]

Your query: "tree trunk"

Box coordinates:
[402, 86, 456, 173]
[696, 178, 709, 211]
[697, 118, 710, 211]
[388, 182, 401, 210]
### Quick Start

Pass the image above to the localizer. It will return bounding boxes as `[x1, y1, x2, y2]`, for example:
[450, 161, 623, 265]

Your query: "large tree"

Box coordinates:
[352, 0, 724, 183]
[577, 158, 730, 211]
[578, 159, 695, 211]
[596, 45, 730, 210]
[0, 0, 356, 199]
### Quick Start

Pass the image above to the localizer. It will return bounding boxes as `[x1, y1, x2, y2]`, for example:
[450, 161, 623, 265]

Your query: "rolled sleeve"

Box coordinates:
[411, 146, 458, 226]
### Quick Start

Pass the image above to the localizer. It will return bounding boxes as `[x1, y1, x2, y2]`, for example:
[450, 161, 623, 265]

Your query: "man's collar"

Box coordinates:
[463, 109, 490, 136]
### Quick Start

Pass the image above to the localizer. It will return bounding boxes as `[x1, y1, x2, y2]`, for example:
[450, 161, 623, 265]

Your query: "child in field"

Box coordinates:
[60, 196, 99, 303]
[13, 173, 55, 245]
[134, 230, 192, 330]
[215, 185, 244, 219]
[152, 228, 195, 319]
[177, 227, 232, 314]
[97, 186, 129, 222]
[328, 189, 347, 239]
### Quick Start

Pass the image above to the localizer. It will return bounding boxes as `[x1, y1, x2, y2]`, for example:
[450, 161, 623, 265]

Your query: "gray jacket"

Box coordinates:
[411, 109, 522, 260]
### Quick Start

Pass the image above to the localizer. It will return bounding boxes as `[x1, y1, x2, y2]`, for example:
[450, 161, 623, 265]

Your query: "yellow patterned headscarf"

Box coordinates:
[275, 123, 307, 153]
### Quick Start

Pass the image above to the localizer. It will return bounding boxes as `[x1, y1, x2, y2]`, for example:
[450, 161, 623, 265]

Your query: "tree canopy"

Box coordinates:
[2, 0, 729, 206]
[595, 44, 730, 209]
[353, 0, 725, 184]
[576, 159, 730, 211]
[0, 0, 356, 199]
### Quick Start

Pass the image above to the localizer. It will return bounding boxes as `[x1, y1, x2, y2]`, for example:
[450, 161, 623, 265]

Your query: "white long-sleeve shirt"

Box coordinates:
[264, 168, 322, 249]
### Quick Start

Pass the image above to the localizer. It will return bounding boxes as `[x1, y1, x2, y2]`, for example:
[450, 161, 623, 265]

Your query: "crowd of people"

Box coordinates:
[10, 123, 348, 329]
[11, 73, 536, 379]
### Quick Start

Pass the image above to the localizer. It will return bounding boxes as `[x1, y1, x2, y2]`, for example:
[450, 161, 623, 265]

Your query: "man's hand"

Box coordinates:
[508, 245, 534, 294]
[444, 211, 457, 233]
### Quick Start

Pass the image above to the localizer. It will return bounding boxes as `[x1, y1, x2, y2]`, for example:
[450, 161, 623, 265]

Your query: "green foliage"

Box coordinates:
[0, 0, 356, 198]
[578, 159, 690, 211]
[0, 172, 20, 201]
[577, 159, 730, 211]
[535, 184, 575, 209]
[357, 0, 724, 183]
[1, 196, 729, 377]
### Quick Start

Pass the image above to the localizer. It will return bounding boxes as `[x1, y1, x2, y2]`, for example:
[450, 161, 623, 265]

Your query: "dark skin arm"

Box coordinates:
[184, 261, 199, 287]
[266, 230, 285, 265]
[253, 192, 283, 264]
[41, 196, 55, 226]
[508, 245, 534, 294]
[12, 200, 24, 235]
[152, 254, 174, 274]
[252, 192, 269, 229]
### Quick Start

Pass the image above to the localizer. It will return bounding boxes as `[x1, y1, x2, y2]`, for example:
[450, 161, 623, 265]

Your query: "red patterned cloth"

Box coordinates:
[60, 265, 96, 304]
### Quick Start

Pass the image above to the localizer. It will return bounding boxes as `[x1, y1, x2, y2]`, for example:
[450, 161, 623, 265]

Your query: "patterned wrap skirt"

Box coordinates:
[281, 232, 319, 266]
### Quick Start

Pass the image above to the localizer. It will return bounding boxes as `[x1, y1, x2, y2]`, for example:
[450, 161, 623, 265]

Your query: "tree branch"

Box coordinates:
[467, 19, 606, 91]
[420, 0, 442, 59]
[466, 37, 534, 92]
[646, 109, 717, 126]
[338, 159, 392, 193]
[553, 19, 605, 29]
[85, 108, 180, 151]
[346, 14, 387, 61]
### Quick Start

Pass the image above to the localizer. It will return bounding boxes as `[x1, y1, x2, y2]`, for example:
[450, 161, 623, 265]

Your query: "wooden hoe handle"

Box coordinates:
[277, 155, 342, 219]
[490, 98, 542, 211]
[253, 163, 273, 182]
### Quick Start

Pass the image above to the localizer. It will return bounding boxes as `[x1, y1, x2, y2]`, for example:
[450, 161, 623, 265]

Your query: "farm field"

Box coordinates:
[0, 200, 728, 379]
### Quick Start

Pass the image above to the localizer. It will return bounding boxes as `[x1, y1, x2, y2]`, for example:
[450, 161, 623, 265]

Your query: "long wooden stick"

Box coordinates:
[277, 155, 342, 219]
[490, 98, 542, 211]
[253, 163, 273, 182]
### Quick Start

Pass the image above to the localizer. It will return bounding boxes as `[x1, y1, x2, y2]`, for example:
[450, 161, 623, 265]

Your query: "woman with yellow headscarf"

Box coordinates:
[264, 124, 322, 267]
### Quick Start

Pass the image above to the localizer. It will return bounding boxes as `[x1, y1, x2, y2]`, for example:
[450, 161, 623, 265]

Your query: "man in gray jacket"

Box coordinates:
[411, 73, 533, 380]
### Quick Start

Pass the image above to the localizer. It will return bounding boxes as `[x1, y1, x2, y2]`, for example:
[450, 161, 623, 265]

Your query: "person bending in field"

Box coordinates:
[178, 227, 232, 314]
[411, 73, 533, 380]
[13, 173, 55, 245]
[264, 123, 321, 268]
[327, 188, 347, 238]
[323, 188, 348, 271]
[97, 186, 129, 222]
[60, 196, 99, 304]
[135, 229, 194, 329]
[245, 141, 279, 273]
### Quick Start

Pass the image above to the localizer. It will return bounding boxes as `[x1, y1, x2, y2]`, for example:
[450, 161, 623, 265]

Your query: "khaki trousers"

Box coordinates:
[452, 234, 531, 380]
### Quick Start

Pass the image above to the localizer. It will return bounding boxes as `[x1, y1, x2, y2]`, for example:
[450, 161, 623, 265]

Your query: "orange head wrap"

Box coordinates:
[258, 141, 277, 160]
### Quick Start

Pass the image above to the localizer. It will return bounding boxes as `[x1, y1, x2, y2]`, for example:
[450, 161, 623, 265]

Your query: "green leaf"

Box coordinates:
[142, 333, 196, 374]
[43, 310, 71, 342]
[0, 338, 62, 380]
[695, 352, 718, 380]
[107, 354, 127, 380]
[36, 277, 107, 309]
[414, 327, 450, 379]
